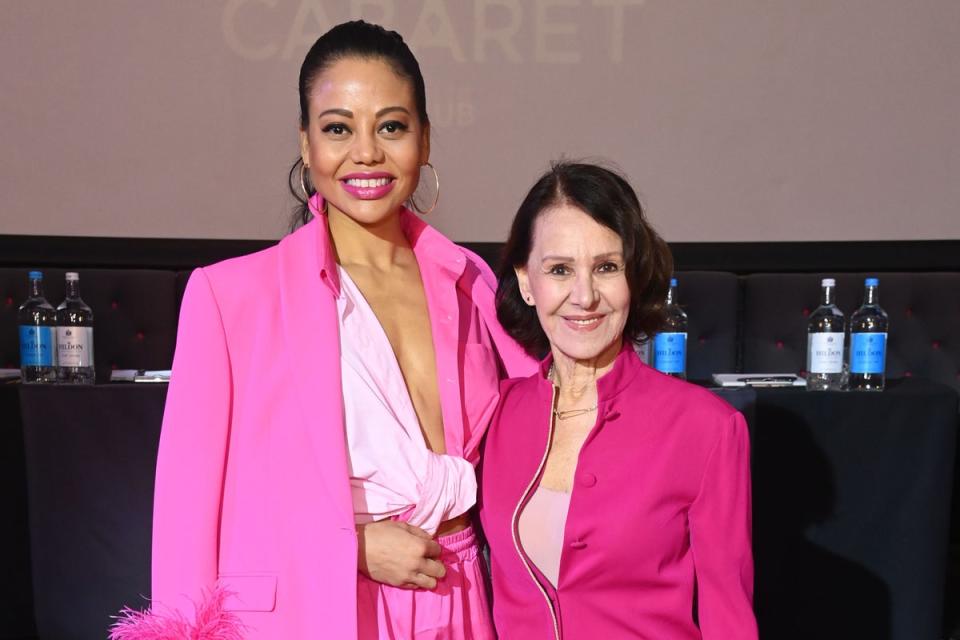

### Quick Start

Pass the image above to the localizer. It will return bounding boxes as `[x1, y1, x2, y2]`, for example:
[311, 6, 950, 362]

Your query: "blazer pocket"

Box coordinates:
[217, 574, 278, 612]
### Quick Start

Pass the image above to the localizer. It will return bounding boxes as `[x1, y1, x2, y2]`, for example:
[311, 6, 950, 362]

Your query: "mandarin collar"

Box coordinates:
[537, 341, 643, 403]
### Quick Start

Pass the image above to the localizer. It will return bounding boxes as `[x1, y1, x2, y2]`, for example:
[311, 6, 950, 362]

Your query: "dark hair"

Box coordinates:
[496, 161, 674, 357]
[287, 20, 429, 230]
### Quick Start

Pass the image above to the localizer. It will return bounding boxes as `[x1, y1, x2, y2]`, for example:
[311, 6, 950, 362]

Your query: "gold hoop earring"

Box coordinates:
[411, 162, 440, 215]
[300, 163, 311, 200]
[301, 164, 328, 216]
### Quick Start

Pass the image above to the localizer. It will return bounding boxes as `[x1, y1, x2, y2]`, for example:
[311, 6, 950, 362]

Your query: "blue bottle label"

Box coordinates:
[19, 326, 56, 366]
[654, 332, 687, 374]
[850, 332, 887, 374]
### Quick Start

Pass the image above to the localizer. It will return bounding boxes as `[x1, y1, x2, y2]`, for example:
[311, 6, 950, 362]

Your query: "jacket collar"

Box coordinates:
[400, 207, 468, 279]
[273, 204, 477, 528]
[537, 341, 644, 403]
[277, 216, 353, 526]
[313, 211, 342, 297]
[309, 196, 466, 298]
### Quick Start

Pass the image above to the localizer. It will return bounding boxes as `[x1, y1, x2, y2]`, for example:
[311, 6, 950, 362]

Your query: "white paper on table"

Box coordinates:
[135, 370, 171, 383]
[712, 373, 806, 388]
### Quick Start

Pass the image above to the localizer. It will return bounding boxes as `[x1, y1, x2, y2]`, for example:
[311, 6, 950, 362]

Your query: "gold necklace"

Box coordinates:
[553, 405, 598, 421]
[548, 363, 598, 420]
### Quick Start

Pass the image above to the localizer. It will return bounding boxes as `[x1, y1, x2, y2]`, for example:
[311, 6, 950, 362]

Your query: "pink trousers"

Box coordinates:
[356, 525, 495, 640]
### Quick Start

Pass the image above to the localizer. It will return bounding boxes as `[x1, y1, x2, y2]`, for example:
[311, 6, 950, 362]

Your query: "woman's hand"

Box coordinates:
[357, 520, 446, 589]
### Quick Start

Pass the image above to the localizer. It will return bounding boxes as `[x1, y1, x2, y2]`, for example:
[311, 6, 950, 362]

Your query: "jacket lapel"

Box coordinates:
[277, 219, 353, 527]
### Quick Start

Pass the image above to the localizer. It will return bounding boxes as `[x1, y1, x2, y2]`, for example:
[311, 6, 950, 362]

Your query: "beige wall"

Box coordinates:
[1, 1, 958, 242]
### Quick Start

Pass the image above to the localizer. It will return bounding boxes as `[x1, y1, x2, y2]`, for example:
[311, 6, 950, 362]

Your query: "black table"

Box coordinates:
[10, 380, 960, 640]
[19, 385, 164, 640]
[0, 384, 36, 640]
[715, 382, 958, 640]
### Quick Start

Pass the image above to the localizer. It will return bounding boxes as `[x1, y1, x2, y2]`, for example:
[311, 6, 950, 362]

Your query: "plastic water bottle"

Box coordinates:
[654, 278, 688, 379]
[848, 277, 888, 391]
[56, 272, 96, 385]
[806, 278, 846, 391]
[18, 271, 58, 384]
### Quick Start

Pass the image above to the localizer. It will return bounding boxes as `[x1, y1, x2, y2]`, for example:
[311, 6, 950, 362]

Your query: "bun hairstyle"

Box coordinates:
[495, 161, 674, 357]
[287, 21, 429, 230]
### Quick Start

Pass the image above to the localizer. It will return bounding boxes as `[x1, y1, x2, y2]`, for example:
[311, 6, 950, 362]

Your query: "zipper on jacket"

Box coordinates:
[510, 384, 562, 640]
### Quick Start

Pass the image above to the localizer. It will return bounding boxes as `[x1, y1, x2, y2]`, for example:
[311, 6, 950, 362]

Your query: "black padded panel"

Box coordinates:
[458, 242, 503, 272]
[4, 266, 958, 391]
[674, 271, 740, 380]
[0, 268, 179, 382]
[742, 273, 960, 391]
[175, 270, 193, 314]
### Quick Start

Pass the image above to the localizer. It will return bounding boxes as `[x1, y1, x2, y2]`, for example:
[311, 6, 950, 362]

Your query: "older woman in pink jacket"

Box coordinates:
[112, 21, 532, 640]
[478, 162, 757, 639]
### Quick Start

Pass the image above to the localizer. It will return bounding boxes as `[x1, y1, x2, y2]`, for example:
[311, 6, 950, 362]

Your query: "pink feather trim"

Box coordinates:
[109, 585, 246, 640]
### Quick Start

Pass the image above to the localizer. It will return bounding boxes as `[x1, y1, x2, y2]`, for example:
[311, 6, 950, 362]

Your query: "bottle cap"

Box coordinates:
[28, 271, 43, 280]
[865, 277, 879, 286]
[821, 278, 836, 286]
[65, 272, 79, 281]
[670, 277, 678, 287]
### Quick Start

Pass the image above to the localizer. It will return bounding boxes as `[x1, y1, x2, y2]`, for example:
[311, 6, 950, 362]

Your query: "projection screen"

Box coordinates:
[1, 1, 958, 242]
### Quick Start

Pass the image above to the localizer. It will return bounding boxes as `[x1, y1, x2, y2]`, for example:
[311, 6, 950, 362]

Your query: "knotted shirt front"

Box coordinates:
[337, 266, 475, 535]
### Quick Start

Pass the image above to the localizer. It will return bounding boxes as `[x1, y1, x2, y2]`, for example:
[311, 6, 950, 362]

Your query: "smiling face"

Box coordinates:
[516, 204, 631, 368]
[299, 56, 429, 226]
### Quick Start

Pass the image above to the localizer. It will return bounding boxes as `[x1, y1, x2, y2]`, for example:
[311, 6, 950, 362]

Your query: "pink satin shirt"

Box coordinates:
[338, 265, 477, 535]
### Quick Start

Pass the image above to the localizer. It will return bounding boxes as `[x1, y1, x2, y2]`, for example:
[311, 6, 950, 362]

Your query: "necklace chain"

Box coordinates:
[548, 363, 598, 420]
[553, 405, 598, 421]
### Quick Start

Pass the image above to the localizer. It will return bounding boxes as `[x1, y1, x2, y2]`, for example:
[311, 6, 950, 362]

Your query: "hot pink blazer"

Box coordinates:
[151, 210, 534, 638]
[479, 345, 757, 639]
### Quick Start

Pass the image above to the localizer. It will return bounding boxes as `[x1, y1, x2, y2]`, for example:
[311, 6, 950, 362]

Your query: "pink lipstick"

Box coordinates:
[339, 172, 396, 200]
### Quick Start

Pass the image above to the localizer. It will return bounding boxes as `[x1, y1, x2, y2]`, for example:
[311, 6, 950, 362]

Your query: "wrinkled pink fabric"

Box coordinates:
[356, 526, 494, 640]
[338, 267, 475, 536]
[338, 266, 496, 638]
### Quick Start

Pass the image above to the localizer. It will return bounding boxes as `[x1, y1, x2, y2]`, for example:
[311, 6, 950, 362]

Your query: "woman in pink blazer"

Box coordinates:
[112, 21, 532, 640]
[478, 162, 758, 639]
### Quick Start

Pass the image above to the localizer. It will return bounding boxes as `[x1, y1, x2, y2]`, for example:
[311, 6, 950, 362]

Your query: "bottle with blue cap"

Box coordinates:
[806, 277, 846, 391]
[18, 271, 57, 384]
[653, 277, 688, 379]
[848, 277, 888, 391]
